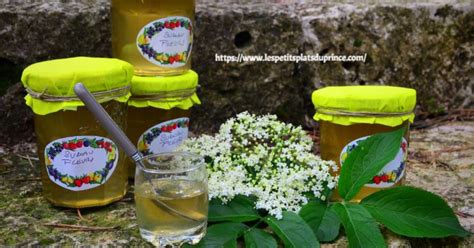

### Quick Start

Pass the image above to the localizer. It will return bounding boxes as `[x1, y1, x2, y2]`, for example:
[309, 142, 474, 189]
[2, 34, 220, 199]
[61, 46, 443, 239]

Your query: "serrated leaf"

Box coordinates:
[299, 201, 340, 242]
[361, 186, 470, 238]
[332, 203, 386, 248]
[338, 128, 404, 201]
[265, 211, 319, 248]
[192, 222, 247, 248]
[243, 228, 278, 248]
[208, 195, 260, 223]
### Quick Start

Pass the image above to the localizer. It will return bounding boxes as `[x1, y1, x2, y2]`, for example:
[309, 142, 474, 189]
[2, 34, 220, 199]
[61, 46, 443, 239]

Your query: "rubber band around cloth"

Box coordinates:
[312, 85, 417, 127]
[22, 57, 134, 115]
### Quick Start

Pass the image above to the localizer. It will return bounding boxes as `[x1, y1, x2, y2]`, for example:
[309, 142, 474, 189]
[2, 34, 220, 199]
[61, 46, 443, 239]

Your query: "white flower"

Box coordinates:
[180, 111, 337, 219]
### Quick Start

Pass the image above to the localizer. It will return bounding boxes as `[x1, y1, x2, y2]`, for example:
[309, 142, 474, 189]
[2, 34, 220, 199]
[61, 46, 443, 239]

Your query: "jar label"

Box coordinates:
[44, 136, 119, 191]
[136, 16, 193, 68]
[138, 118, 189, 155]
[340, 136, 408, 188]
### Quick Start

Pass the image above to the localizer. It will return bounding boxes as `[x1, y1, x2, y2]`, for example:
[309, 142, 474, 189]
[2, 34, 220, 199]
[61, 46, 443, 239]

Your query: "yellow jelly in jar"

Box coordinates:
[312, 86, 416, 202]
[22, 57, 133, 208]
[126, 71, 200, 177]
[112, 0, 195, 76]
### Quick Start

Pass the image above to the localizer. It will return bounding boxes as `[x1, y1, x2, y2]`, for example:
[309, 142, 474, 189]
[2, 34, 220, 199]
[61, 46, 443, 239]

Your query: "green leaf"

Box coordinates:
[208, 195, 260, 223]
[243, 228, 278, 248]
[193, 222, 247, 248]
[338, 127, 404, 201]
[317, 208, 340, 242]
[361, 186, 470, 238]
[332, 203, 386, 248]
[299, 202, 326, 232]
[265, 211, 319, 248]
[299, 202, 340, 242]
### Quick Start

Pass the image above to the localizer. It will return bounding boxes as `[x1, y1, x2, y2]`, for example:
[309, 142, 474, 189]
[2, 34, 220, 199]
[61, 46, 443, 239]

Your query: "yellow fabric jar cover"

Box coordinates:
[128, 70, 201, 109]
[312, 86, 416, 127]
[22, 57, 134, 115]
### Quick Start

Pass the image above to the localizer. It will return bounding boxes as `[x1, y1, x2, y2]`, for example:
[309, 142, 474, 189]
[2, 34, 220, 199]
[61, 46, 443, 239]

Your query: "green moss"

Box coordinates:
[353, 39, 363, 47]
[434, 5, 462, 19]
[39, 237, 55, 245]
[426, 97, 447, 115]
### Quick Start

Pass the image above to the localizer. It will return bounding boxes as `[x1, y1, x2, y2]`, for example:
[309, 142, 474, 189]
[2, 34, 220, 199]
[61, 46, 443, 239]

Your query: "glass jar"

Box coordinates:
[135, 152, 208, 246]
[22, 57, 134, 208]
[312, 86, 416, 202]
[112, 0, 195, 76]
[126, 70, 200, 177]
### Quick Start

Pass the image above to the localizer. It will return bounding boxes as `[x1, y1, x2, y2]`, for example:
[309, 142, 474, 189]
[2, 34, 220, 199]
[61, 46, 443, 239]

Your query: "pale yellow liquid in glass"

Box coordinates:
[126, 107, 190, 177]
[112, 0, 195, 76]
[135, 179, 208, 235]
[35, 102, 128, 208]
[319, 121, 410, 202]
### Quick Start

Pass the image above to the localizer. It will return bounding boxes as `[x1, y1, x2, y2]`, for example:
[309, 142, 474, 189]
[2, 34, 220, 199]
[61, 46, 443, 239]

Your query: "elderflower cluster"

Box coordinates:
[181, 112, 338, 219]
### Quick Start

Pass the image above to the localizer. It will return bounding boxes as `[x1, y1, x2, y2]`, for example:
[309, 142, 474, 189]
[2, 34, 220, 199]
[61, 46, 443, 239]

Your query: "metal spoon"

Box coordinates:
[73, 83, 201, 222]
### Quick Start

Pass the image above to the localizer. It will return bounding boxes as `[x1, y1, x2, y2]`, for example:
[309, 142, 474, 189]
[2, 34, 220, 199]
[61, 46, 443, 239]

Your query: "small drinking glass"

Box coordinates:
[135, 152, 208, 247]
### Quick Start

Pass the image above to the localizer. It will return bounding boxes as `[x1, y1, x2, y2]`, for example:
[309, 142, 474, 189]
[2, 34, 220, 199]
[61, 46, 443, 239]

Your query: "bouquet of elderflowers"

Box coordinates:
[181, 112, 338, 219]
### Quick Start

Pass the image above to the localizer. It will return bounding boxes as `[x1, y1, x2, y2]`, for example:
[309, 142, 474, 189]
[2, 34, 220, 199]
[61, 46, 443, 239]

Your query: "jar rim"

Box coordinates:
[138, 152, 205, 174]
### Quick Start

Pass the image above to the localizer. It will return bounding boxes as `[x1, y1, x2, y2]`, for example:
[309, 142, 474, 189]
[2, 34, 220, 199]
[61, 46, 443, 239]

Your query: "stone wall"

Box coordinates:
[0, 0, 472, 145]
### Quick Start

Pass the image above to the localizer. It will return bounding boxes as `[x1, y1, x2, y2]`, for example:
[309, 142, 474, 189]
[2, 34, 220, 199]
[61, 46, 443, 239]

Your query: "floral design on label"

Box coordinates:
[138, 118, 189, 156]
[44, 136, 118, 191]
[340, 136, 408, 188]
[137, 16, 193, 68]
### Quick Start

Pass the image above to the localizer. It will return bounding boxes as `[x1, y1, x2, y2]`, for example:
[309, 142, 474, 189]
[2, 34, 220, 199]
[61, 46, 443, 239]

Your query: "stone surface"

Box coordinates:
[0, 121, 472, 246]
[0, 1, 473, 144]
[0, 83, 34, 145]
[0, 0, 112, 64]
[298, 3, 474, 118]
[192, 2, 304, 132]
[407, 122, 474, 231]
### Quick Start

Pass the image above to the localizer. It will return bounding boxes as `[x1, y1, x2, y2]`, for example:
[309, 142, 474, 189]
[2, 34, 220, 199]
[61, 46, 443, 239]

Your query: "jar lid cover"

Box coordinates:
[22, 57, 134, 96]
[312, 86, 417, 126]
[128, 70, 201, 110]
[130, 70, 198, 95]
[21, 57, 133, 115]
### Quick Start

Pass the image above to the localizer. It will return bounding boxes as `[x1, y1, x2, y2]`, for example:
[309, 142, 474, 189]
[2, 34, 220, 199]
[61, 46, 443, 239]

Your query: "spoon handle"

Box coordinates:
[73, 83, 142, 162]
